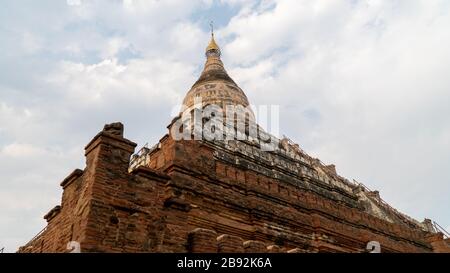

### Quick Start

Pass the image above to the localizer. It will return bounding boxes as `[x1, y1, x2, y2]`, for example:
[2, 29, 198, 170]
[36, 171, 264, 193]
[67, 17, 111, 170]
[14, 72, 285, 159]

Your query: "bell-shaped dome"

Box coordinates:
[181, 34, 254, 118]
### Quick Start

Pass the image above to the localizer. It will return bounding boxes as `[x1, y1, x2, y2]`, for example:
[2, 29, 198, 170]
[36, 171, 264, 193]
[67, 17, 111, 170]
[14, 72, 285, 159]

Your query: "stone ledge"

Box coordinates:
[131, 165, 170, 181]
[85, 131, 137, 156]
[44, 205, 61, 222]
[60, 169, 84, 189]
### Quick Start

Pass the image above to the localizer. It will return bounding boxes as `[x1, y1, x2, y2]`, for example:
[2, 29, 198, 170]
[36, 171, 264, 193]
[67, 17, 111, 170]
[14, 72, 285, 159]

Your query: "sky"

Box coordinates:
[1, 0, 449, 252]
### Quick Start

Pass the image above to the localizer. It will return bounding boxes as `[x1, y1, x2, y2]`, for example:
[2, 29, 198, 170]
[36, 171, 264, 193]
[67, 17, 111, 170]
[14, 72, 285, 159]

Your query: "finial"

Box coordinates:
[206, 20, 220, 57]
[210, 20, 214, 37]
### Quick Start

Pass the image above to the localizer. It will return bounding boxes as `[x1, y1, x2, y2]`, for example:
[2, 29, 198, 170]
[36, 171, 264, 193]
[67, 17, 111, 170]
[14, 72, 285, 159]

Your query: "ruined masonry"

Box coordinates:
[19, 34, 450, 253]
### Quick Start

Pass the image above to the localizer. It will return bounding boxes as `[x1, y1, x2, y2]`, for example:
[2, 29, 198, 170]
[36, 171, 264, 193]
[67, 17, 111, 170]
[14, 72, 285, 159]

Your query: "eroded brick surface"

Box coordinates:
[17, 122, 450, 253]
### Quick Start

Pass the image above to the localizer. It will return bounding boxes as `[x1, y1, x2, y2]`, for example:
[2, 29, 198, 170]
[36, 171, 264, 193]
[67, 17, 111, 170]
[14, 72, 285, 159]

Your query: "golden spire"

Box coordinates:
[206, 35, 220, 52]
[206, 21, 220, 56]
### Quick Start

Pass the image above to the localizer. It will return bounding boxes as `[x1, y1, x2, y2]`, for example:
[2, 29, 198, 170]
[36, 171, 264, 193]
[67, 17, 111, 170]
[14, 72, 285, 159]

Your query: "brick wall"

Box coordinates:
[18, 123, 450, 253]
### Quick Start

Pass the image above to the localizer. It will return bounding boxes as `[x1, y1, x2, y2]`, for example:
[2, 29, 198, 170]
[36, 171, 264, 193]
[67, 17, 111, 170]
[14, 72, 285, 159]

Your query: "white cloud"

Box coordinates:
[1, 143, 47, 158]
[224, 0, 450, 225]
[21, 31, 43, 54]
[45, 57, 195, 108]
[67, 0, 82, 6]
[1, 0, 450, 252]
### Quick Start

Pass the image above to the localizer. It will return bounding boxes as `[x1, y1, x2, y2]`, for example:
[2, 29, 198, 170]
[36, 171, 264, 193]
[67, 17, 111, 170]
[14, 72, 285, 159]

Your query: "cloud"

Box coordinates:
[225, 0, 450, 225]
[1, 143, 47, 158]
[0, 0, 209, 252]
[1, 0, 450, 252]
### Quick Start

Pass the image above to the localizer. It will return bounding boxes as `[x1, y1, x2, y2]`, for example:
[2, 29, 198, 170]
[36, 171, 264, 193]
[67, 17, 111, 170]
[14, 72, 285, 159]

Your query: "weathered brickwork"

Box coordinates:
[18, 122, 450, 253]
